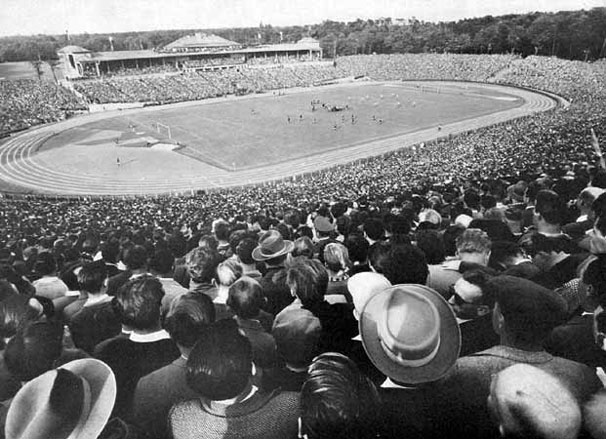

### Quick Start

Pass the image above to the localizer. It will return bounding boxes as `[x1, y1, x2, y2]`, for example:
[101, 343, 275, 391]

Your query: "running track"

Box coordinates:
[0, 81, 562, 196]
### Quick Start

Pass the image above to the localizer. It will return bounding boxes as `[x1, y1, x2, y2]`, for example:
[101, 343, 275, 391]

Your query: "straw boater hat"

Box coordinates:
[360, 284, 460, 385]
[5, 358, 116, 439]
[252, 230, 294, 261]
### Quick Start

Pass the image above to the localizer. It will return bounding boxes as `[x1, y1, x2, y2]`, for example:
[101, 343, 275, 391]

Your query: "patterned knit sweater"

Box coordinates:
[168, 389, 299, 439]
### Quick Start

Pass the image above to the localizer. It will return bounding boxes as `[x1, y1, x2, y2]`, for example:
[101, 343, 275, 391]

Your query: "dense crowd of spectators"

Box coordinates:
[0, 53, 605, 438]
[0, 79, 86, 137]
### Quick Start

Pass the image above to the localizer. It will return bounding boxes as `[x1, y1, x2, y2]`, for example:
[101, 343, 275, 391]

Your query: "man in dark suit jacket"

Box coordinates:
[441, 276, 602, 439]
[106, 245, 149, 296]
[448, 267, 500, 357]
[95, 276, 180, 419]
[132, 292, 215, 437]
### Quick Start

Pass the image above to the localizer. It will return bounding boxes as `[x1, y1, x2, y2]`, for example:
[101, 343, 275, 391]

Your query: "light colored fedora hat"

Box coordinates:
[5, 358, 116, 439]
[359, 284, 460, 385]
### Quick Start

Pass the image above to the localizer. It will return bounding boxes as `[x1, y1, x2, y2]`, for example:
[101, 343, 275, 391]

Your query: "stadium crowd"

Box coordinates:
[0, 79, 86, 137]
[0, 53, 605, 438]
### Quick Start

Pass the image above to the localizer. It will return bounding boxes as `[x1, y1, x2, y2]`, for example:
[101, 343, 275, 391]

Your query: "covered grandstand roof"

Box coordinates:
[57, 45, 90, 54]
[163, 33, 241, 51]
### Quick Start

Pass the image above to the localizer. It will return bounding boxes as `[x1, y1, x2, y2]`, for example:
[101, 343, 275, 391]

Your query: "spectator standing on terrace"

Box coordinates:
[212, 219, 232, 258]
[488, 364, 582, 439]
[211, 259, 242, 320]
[149, 247, 188, 314]
[184, 246, 222, 298]
[132, 292, 215, 437]
[67, 260, 121, 354]
[323, 243, 352, 302]
[278, 257, 357, 356]
[563, 187, 605, 241]
[236, 237, 263, 279]
[31, 252, 68, 300]
[106, 245, 150, 296]
[442, 275, 602, 439]
[519, 189, 574, 254]
[253, 230, 294, 315]
[299, 353, 382, 439]
[427, 229, 492, 299]
[344, 232, 371, 275]
[359, 284, 461, 439]
[448, 267, 499, 356]
[228, 277, 277, 368]
[95, 276, 180, 418]
[363, 217, 385, 246]
[313, 214, 337, 261]
[169, 320, 299, 439]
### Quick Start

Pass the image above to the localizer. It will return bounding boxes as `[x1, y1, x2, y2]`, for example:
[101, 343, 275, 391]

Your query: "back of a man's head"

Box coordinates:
[115, 275, 164, 331]
[236, 238, 257, 265]
[490, 276, 567, 346]
[213, 220, 231, 242]
[488, 241, 526, 271]
[380, 243, 428, 285]
[185, 247, 222, 284]
[227, 277, 264, 319]
[164, 292, 215, 349]
[148, 247, 174, 275]
[456, 229, 492, 255]
[489, 364, 581, 439]
[186, 320, 252, 401]
[123, 245, 148, 271]
[344, 233, 370, 264]
[535, 190, 566, 226]
[300, 353, 381, 439]
[5, 320, 63, 382]
[363, 218, 385, 241]
[77, 260, 107, 294]
[286, 258, 328, 308]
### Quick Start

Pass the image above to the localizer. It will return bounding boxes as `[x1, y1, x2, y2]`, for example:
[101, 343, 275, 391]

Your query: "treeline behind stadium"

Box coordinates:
[0, 7, 605, 63]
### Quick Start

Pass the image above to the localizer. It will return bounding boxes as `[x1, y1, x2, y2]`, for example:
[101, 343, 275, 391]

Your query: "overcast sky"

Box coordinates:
[1, 0, 604, 37]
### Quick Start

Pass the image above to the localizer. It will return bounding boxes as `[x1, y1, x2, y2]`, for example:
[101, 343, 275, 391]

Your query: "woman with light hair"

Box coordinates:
[212, 259, 242, 320]
[323, 243, 352, 303]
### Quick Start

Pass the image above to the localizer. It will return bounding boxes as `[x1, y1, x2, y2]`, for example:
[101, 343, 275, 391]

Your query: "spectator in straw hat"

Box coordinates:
[442, 275, 601, 439]
[4, 358, 117, 439]
[253, 230, 294, 315]
[359, 284, 461, 439]
[488, 364, 582, 439]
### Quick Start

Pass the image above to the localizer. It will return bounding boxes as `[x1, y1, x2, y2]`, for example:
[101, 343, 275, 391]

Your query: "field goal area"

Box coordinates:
[155, 122, 172, 139]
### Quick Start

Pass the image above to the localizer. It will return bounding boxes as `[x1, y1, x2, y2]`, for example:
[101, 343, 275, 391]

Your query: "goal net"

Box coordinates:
[155, 122, 172, 139]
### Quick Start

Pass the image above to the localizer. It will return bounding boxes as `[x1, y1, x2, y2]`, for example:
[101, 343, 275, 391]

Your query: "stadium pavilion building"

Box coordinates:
[58, 33, 323, 79]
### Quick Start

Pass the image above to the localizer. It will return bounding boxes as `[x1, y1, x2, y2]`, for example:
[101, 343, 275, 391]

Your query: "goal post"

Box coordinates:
[156, 122, 172, 139]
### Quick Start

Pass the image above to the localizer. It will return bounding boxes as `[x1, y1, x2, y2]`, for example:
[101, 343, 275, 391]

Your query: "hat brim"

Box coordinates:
[61, 359, 116, 438]
[360, 284, 461, 385]
[252, 241, 294, 261]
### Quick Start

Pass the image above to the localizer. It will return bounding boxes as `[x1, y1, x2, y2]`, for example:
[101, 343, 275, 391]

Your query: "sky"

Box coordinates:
[1, 0, 604, 37]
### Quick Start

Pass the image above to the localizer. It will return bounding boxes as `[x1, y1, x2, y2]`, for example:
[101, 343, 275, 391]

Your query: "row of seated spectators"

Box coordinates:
[2, 172, 606, 438]
[246, 54, 322, 65]
[71, 63, 341, 104]
[0, 79, 86, 137]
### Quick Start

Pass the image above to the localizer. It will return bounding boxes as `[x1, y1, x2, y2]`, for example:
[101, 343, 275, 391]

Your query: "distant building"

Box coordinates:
[58, 34, 323, 79]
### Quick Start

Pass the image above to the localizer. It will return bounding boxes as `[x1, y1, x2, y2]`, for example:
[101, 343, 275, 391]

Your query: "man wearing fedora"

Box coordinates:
[359, 284, 462, 439]
[441, 275, 602, 439]
[5, 358, 117, 439]
[253, 230, 295, 316]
